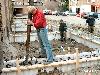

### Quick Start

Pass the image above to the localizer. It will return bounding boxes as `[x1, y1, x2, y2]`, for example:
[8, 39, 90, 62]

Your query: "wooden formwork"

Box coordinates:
[1, 57, 100, 75]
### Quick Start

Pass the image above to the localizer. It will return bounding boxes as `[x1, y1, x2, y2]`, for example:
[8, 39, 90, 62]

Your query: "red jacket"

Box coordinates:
[32, 9, 47, 29]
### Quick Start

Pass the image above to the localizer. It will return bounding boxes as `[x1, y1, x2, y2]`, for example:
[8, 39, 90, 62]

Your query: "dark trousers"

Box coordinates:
[60, 31, 66, 42]
[88, 25, 94, 33]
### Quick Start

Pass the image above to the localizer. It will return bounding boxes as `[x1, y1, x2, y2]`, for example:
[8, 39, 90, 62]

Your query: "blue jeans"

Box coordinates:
[37, 28, 53, 62]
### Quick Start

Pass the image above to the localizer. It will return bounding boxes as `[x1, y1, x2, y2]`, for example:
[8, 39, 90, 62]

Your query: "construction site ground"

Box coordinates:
[4, 38, 94, 60]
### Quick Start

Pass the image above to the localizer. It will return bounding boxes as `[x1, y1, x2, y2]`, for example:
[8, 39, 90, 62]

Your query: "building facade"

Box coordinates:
[69, 0, 100, 13]
[12, 0, 62, 15]
[12, 0, 46, 15]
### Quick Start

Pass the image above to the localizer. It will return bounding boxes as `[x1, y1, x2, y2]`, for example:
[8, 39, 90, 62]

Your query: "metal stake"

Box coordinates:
[25, 12, 32, 65]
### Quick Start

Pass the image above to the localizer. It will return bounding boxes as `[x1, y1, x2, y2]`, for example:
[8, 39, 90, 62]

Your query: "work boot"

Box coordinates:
[43, 61, 53, 65]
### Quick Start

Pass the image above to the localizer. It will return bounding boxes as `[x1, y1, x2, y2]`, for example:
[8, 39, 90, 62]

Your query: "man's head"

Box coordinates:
[27, 6, 37, 15]
[89, 15, 93, 18]
[60, 19, 63, 23]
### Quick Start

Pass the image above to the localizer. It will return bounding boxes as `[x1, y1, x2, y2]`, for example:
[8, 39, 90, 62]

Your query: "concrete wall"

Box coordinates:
[9, 32, 60, 42]
[70, 32, 100, 50]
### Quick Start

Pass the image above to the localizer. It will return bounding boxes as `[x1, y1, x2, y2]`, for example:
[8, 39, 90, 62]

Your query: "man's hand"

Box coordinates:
[27, 19, 33, 25]
[85, 23, 88, 25]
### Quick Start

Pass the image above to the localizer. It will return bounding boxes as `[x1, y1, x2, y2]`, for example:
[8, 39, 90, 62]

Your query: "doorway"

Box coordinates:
[91, 5, 96, 12]
[76, 8, 80, 14]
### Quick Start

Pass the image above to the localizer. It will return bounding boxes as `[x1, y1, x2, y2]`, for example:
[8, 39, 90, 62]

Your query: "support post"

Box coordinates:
[68, 47, 70, 54]
[75, 48, 79, 75]
[16, 58, 21, 75]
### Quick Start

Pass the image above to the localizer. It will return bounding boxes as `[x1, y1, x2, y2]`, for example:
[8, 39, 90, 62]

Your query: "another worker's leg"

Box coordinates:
[64, 31, 66, 42]
[90, 26, 94, 33]
[38, 28, 53, 62]
[37, 29, 47, 57]
[60, 31, 64, 42]
[88, 25, 91, 33]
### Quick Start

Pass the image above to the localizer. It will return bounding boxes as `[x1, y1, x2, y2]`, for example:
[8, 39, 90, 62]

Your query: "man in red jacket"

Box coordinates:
[27, 6, 54, 63]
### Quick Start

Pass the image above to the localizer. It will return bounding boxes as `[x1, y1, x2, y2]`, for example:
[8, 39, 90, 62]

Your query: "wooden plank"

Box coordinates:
[16, 58, 21, 75]
[2, 56, 100, 73]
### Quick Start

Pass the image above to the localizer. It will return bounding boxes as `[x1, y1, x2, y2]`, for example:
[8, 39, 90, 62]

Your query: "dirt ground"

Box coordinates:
[51, 39, 94, 55]
[9, 38, 94, 58]
[3, 38, 94, 60]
